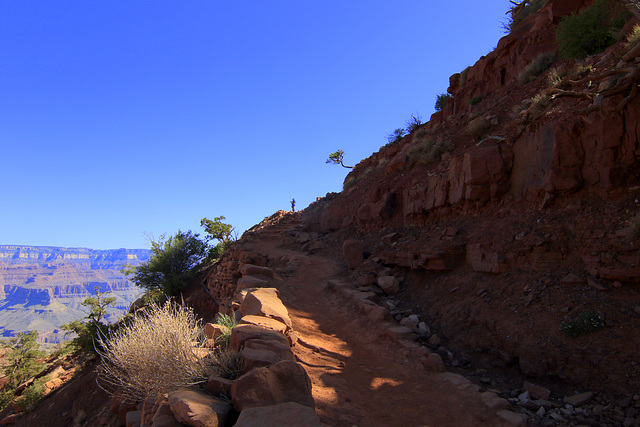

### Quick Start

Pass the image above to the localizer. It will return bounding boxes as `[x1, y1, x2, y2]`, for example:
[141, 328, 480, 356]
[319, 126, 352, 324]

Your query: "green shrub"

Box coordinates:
[132, 230, 208, 297]
[1, 331, 44, 390]
[469, 95, 483, 105]
[519, 51, 557, 84]
[213, 313, 237, 349]
[22, 378, 45, 411]
[556, 0, 630, 59]
[61, 288, 116, 352]
[408, 139, 453, 164]
[506, 0, 547, 33]
[435, 93, 453, 112]
[386, 128, 406, 144]
[560, 311, 604, 338]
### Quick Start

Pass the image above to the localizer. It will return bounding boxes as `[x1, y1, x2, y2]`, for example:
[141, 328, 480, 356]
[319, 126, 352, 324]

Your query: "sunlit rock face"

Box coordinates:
[0, 245, 151, 344]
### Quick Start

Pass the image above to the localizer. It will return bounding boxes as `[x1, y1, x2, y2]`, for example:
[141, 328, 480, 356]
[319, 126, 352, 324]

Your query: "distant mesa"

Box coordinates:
[0, 245, 152, 345]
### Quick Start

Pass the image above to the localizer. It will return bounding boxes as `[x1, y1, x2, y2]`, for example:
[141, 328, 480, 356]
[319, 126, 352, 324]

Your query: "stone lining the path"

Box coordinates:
[112, 273, 321, 427]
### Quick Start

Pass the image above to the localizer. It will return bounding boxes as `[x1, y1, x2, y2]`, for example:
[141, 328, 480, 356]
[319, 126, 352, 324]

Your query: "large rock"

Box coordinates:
[230, 324, 290, 353]
[236, 276, 269, 292]
[239, 264, 274, 279]
[168, 388, 232, 427]
[342, 239, 364, 269]
[239, 315, 288, 336]
[234, 402, 322, 427]
[377, 275, 399, 295]
[240, 337, 296, 372]
[239, 288, 292, 329]
[231, 360, 315, 412]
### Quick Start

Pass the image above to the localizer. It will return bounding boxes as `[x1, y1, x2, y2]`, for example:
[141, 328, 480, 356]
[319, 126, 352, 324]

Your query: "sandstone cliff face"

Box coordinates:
[0, 246, 151, 343]
[200, 0, 640, 397]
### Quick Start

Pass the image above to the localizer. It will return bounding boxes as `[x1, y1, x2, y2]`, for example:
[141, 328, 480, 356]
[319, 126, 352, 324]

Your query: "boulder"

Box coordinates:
[234, 402, 322, 427]
[497, 410, 528, 427]
[236, 276, 269, 292]
[230, 324, 290, 353]
[206, 376, 233, 397]
[564, 391, 594, 406]
[126, 410, 142, 427]
[239, 288, 292, 329]
[244, 338, 295, 363]
[240, 337, 296, 372]
[377, 276, 399, 295]
[421, 353, 445, 372]
[239, 264, 274, 279]
[356, 272, 377, 288]
[239, 315, 288, 336]
[168, 388, 232, 427]
[523, 381, 550, 401]
[342, 239, 364, 269]
[231, 360, 314, 412]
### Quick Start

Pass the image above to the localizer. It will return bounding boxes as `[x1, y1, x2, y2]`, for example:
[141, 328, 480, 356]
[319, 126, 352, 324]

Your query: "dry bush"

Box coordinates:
[207, 348, 245, 380]
[529, 93, 550, 116]
[97, 302, 215, 402]
[518, 51, 557, 84]
[626, 24, 640, 48]
[408, 139, 453, 164]
[466, 116, 490, 140]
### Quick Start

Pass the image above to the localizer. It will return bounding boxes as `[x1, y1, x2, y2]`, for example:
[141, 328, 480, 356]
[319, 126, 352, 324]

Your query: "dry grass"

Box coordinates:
[97, 302, 217, 402]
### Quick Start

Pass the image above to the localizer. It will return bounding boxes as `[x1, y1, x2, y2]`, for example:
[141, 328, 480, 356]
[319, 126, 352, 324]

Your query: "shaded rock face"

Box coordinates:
[0, 246, 150, 342]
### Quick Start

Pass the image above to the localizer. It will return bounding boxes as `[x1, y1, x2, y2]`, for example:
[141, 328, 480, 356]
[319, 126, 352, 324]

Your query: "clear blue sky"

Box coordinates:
[1, 1, 509, 250]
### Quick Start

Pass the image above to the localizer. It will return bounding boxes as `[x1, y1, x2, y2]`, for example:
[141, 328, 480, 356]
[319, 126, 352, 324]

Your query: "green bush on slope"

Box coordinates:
[556, 0, 630, 59]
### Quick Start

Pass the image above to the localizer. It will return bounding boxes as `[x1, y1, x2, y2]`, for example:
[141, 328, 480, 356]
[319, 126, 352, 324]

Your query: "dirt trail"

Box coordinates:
[247, 223, 511, 427]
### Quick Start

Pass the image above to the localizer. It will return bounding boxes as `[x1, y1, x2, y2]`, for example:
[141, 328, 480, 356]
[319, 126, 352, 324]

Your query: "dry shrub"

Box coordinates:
[466, 116, 490, 140]
[626, 24, 640, 47]
[529, 93, 550, 116]
[408, 139, 453, 164]
[518, 51, 557, 84]
[97, 302, 215, 402]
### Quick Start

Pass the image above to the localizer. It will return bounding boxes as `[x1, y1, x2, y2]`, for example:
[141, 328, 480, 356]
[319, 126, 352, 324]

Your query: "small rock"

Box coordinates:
[407, 314, 420, 325]
[548, 412, 565, 422]
[536, 406, 546, 417]
[564, 391, 594, 406]
[428, 334, 441, 347]
[496, 410, 528, 427]
[620, 397, 632, 408]
[586, 278, 606, 291]
[517, 391, 530, 402]
[523, 381, 550, 401]
[421, 353, 445, 372]
[417, 322, 430, 337]
[377, 276, 400, 295]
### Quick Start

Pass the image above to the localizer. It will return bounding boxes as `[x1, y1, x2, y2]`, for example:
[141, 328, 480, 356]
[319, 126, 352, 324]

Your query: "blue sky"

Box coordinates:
[1, 1, 509, 250]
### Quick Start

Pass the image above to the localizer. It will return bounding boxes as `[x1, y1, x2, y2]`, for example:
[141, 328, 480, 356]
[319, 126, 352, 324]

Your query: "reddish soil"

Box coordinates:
[246, 220, 513, 427]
